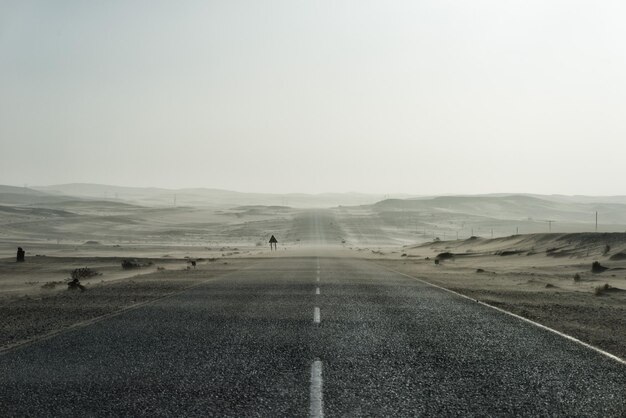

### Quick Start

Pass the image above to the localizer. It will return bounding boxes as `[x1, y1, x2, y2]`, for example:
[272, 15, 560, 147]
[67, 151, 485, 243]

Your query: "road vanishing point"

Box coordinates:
[1, 213, 625, 416]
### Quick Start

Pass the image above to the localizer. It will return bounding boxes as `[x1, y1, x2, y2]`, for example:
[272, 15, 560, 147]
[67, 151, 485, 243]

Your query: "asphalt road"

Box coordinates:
[1, 214, 625, 416]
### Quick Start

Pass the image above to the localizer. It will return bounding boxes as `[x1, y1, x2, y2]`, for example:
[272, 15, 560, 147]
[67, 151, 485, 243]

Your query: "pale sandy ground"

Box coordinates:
[369, 233, 626, 360]
[1, 202, 625, 362]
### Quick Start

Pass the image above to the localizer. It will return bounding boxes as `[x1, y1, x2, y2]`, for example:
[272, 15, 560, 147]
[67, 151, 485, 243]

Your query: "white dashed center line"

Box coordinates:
[315, 287, 320, 295]
[314, 307, 320, 323]
[309, 360, 324, 417]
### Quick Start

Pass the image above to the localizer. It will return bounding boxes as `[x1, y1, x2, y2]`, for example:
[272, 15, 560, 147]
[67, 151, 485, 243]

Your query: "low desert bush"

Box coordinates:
[41, 281, 65, 289]
[71, 267, 100, 280]
[594, 283, 612, 296]
[121, 259, 141, 269]
[121, 259, 152, 270]
[436, 252, 455, 260]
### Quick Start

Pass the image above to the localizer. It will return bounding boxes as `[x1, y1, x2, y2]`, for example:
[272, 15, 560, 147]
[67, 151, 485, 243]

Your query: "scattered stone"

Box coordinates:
[16, 247, 25, 262]
[591, 261, 608, 273]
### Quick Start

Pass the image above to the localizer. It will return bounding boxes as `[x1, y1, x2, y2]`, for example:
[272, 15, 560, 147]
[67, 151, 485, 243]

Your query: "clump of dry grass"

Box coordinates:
[41, 281, 65, 289]
[436, 252, 454, 261]
[594, 283, 612, 296]
[71, 267, 100, 280]
[121, 259, 152, 270]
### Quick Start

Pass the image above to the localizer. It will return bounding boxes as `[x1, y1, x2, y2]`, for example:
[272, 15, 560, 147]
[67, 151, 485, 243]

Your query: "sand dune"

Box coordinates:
[1, 185, 626, 359]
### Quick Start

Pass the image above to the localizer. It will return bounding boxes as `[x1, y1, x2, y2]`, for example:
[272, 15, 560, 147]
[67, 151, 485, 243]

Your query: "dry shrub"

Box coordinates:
[121, 259, 152, 270]
[71, 267, 100, 280]
[436, 252, 454, 260]
[41, 281, 65, 289]
[594, 283, 612, 296]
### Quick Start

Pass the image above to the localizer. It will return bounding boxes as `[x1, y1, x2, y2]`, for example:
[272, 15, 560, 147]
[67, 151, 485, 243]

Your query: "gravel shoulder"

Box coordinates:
[376, 257, 626, 361]
[0, 258, 255, 353]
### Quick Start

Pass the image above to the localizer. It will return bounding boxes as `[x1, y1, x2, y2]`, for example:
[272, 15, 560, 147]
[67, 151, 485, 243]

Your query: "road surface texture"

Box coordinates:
[1, 213, 625, 416]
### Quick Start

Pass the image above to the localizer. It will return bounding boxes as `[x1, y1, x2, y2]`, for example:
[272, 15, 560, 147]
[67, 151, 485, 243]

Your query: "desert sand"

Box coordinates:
[374, 233, 626, 359]
[1, 185, 625, 360]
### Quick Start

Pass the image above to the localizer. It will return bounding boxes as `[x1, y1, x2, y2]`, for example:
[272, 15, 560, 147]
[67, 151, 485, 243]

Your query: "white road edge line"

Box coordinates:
[316, 287, 320, 295]
[378, 264, 626, 366]
[0, 259, 272, 356]
[310, 360, 324, 418]
[314, 307, 321, 323]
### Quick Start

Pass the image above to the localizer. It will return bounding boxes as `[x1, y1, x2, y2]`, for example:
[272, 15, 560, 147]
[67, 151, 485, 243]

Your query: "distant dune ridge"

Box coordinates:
[413, 232, 626, 259]
[30, 183, 399, 208]
[1, 183, 626, 249]
[1, 185, 626, 362]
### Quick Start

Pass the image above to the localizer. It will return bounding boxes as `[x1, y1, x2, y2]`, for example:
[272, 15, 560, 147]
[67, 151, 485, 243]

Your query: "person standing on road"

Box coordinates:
[269, 235, 278, 251]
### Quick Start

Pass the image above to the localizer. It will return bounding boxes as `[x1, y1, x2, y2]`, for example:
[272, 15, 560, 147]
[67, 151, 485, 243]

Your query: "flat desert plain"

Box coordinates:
[1, 187, 625, 360]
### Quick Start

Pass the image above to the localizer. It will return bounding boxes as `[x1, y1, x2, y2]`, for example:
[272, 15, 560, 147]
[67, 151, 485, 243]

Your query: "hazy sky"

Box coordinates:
[1, 1, 625, 195]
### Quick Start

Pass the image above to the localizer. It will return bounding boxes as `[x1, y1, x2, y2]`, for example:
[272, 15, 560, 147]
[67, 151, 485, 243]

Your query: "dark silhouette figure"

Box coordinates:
[16, 247, 25, 262]
[269, 235, 278, 251]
